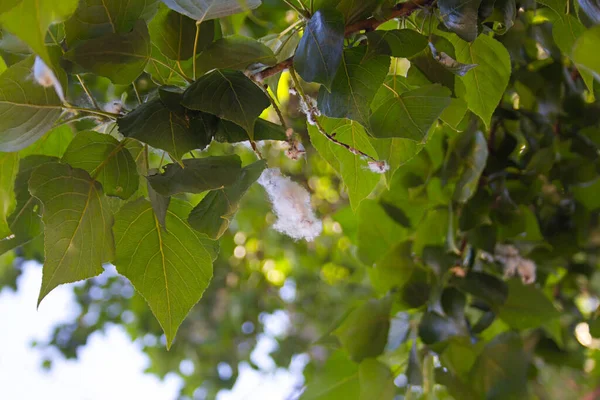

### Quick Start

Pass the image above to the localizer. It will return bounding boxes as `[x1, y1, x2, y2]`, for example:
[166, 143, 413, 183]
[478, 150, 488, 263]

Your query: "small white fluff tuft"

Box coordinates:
[258, 168, 323, 241]
[367, 160, 390, 174]
[104, 100, 124, 114]
[495, 243, 537, 285]
[33, 56, 65, 103]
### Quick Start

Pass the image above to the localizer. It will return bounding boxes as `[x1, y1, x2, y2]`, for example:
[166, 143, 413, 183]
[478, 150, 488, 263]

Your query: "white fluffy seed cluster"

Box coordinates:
[367, 160, 390, 174]
[33, 56, 65, 103]
[258, 168, 323, 242]
[298, 94, 320, 126]
[495, 244, 537, 284]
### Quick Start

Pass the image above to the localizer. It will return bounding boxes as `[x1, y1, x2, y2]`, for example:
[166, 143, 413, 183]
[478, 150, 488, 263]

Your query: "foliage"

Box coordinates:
[1, 0, 600, 399]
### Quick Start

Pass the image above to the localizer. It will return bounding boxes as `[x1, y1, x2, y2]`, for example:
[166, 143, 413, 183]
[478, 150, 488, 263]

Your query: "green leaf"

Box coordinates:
[65, 0, 159, 45]
[28, 162, 115, 304]
[469, 332, 529, 400]
[452, 271, 508, 307]
[573, 25, 600, 83]
[0, 56, 63, 152]
[147, 172, 170, 230]
[449, 33, 511, 129]
[552, 15, 594, 92]
[149, 3, 213, 61]
[160, 0, 262, 20]
[371, 137, 423, 182]
[357, 200, 408, 265]
[145, 43, 189, 86]
[365, 29, 429, 59]
[301, 350, 359, 400]
[498, 279, 560, 330]
[112, 198, 213, 348]
[0, 0, 22, 15]
[195, 35, 276, 77]
[308, 117, 381, 210]
[414, 207, 450, 255]
[147, 155, 242, 196]
[188, 159, 266, 239]
[358, 359, 394, 400]
[0, 0, 78, 65]
[61, 131, 139, 200]
[419, 311, 465, 345]
[369, 85, 451, 141]
[335, 297, 391, 362]
[454, 131, 488, 203]
[215, 119, 287, 143]
[19, 125, 74, 158]
[429, 42, 478, 77]
[65, 20, 151, 85]
[118, 95, 218, 161]
[293, 8, 345, 90]
[438, 0, 482, 41]
[317, 47, 390, 129]
[0, 153, 18, 238]
[181, 69, 269, 139]
[0, 156, 56, 256]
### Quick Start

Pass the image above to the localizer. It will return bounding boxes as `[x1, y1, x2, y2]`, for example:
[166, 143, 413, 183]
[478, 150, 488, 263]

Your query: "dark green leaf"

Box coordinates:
[147, 171, 170, 230]
[113, 197, 213, 348]
[453, 271, 508, 307]
[195, 35, 276, 77]
[65, 20, 151, 85]
[149, 3, 213, 61]
[61, 131, 139, 200]
[365, 29, 428, 59]
[419, 311, 464, 345]
[0, 153, 18, 239]
[188, 160, 266, 239]
[438, 0, 482, 41]
[317, 47, 390, 129]
[182, 69, 269, 139]
[406, 340, 423, 385]
[160, 0, 262, 20]
[429, 42, 478, 76]
[454, 131, 488, 203]
[334, 297, 391, 362]
[0, 56, 63, 152]
[369, 85, 451, 141]
[147, 155, 242, 196]
[28, 162, 115, 304]
[65, 0, 159, 45]
[215, 119, 287, 143]
[293, 8, 345, 90]
[118, 96, 218, 161]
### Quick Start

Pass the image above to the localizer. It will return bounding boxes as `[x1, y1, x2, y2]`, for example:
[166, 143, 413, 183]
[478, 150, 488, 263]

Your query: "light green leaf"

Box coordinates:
[573, 25, 600, 83]
[358, 359, 395, 400]
[181, 69, 270, 139]
[301, 351, 359, 400]
[371, 137, 423, 182]
[369, 84, 451, 141]
[553, 14, 594, 92]
[357, 200, 407, 265]
[65, 20, 151, 85]
[61, 131, 139, 200]
[188, 159, 266, 239]
[365, 29, 429, 59]
[149, 3, 213, 61]
[0, 153, 18, 238]
[215, 119, 287, 143]
[0, 0, 78, 65]
[0, 0, 22, 15]
[308, 117, 381, 210]
[29, 162, 115, 304]
[0, 156, 56, 256]
[195, 35, 276, 77]
[19, 125, 74, 158]
[454, 131, 488, 203]
[317, 47, 390, 129]
[160, 0, 262, 20]
[147, 155, 242, 196]
[498, 279, 560, 330]
[449, 33, 511, 129]
[118, 95, 218, 161]
[335, 297, 391, 362]
[113, 197, 214, 348]
[0, 56, 63, 152]
[65, 0, 159, 45]
[293, 8, 345, 90]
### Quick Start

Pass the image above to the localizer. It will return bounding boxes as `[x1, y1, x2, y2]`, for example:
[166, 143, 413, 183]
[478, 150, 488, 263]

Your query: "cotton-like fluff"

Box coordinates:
[33, 56, 65, 103]
[258, 168, 323, 241]
[495, 243, 537, 285]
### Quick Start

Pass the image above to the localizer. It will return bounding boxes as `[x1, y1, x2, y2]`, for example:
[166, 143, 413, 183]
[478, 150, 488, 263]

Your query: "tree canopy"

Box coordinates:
[1, 0, 600, 398]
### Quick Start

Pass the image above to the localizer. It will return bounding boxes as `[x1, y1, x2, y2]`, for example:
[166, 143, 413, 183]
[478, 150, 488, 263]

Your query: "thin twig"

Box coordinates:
[64, 105, 120, 120]
[281, 0, 310, 18]
[132, 82, 142, 105]
[256, 82, 288, 130]
[288, 66, 379, 163]
[76, 75, 101, 110]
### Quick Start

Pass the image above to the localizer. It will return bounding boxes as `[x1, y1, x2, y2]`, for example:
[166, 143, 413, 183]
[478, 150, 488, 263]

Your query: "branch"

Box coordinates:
[255, 0, 433, 81]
